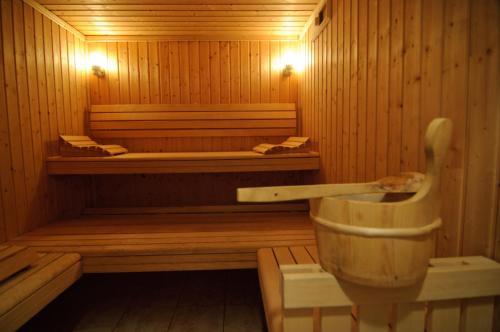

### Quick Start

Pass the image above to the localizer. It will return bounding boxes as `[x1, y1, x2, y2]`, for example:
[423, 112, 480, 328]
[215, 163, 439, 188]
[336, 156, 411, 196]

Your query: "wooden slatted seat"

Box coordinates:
[258, 246, 500, 332]
[47, 151, 320, 175]
[11, 207, 314, 274]
[0, 251, 81, 332]
[90, 103, 297, 138]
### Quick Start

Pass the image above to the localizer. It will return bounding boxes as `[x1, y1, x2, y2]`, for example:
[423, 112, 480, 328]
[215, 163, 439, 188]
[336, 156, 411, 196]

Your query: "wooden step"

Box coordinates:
[0, 253, 82, 332]
[12, 211, 315, 274]
[258, 247, 500, 332]
[0, 246, 38, 283]
[47, 151, 320, 175]
[257, 246, 319, 332]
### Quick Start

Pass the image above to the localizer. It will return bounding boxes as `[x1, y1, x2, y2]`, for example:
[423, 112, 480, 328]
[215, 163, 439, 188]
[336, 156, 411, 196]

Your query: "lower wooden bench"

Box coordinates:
[258, 247, 500, 332]
[0, 252, 82, 332]
[11, 210, 315, 273]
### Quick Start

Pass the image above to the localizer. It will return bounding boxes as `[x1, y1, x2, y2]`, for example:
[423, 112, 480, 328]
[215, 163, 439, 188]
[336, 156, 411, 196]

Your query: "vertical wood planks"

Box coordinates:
[86, 40, 299, 154]
[358, 304, 391, 332]
[394, 302, 425, 332]
[128, 42, 140, 103]
[462, 298, 495, 332]
[298, 0, 499, 259]
[401, 0, 422, 173]
[462, 0, 500, 257]
[429, 300, 461, 332]
[364, 0, 377, 182]
[106, 42, 119, 104]
[0, 4, 19, 240]
[0, 0, 88, 241]
[179, 41, 190, 104]
[118, 42, 130, 103]
[320, 307, 351, 332]
[2, 0, 28, 236]
[438, 0, 469, 258]
[387, 0, 403, 176]
[188, 41, 200, 104]
[138, 42, 150, 104]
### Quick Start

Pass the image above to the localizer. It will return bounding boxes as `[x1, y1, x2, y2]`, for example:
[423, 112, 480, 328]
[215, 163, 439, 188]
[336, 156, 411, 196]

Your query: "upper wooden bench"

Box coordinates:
[90, 103, 297, 138]
[47, 103, 319, 174]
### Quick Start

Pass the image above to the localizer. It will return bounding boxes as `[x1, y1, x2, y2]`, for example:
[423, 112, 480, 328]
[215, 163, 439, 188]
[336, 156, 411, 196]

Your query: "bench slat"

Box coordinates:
[90, 103, 297, 138]
[358, 304, 391, 332]
[258, 248, 282, 332]
[429, 300, 461, 332]
[395, 302, 425, 332]
[0, 261, 81, 332]
[0, 246, 38, 283]
[462, 297, 494, 332]
[91, 103, 297, 113]
[320, 307, 351, 332]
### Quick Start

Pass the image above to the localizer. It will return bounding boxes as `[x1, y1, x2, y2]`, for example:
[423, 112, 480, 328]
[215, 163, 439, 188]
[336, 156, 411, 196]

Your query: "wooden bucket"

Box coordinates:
[310, 118, 451, 287]
[237, 118, 452, 288]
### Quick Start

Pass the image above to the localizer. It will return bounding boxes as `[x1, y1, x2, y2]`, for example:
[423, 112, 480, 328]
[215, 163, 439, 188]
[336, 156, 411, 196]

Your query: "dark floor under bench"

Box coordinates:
[20, 269, 266, 332]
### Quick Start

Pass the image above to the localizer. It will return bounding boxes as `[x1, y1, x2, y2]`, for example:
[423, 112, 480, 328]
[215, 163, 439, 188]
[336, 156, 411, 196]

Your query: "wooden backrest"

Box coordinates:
[89, 103, 297, 138]
[280, 256, 500, 332]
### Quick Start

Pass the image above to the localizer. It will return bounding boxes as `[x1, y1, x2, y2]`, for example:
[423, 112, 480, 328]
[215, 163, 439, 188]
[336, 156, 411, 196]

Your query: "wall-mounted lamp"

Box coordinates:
[88, 51, 106, 78]
[283, 64, 294, 77]
[92, 65, 105, 78]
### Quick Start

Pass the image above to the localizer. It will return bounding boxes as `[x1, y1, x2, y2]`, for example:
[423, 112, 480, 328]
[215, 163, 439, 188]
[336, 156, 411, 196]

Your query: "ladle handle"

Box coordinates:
[237, 173, 424, 202]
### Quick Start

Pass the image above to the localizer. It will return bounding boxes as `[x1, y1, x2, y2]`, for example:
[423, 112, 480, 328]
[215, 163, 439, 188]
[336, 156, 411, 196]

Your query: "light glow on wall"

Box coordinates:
[87, 50, 118, 77]
[88, 51, 107, 71]
[272, 48, 305, 75]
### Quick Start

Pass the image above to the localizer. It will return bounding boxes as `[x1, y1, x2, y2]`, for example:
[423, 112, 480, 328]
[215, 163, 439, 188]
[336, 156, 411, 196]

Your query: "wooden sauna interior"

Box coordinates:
[0, 0, 499, 330]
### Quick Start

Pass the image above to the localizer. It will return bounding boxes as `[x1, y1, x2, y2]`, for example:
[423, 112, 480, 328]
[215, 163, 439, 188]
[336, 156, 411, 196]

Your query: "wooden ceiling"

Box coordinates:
[34, 0, 320, 40]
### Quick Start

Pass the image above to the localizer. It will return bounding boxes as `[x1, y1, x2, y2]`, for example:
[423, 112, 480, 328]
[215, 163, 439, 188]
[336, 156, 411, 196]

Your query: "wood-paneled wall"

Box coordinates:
[87, 40, 299, 152]
[0, 0, 89, 242]
[299, 0, 499, 258]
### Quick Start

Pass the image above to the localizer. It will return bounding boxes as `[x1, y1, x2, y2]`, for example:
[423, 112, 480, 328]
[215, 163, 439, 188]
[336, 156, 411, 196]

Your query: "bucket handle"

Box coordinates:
[312, 215, 442, 238]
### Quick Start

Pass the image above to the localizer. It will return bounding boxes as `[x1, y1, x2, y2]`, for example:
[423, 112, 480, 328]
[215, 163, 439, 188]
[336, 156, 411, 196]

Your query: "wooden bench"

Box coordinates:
[0, 246, 81, 331]
[258, 246, 500, 332]
[89, 103, 297, 138]
[47, 151, 320, 174]
[11, 206, 315, 274]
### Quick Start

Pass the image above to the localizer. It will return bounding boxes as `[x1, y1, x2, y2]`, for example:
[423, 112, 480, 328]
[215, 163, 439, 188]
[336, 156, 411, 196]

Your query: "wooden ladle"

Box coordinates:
[237, 172, 425, 202]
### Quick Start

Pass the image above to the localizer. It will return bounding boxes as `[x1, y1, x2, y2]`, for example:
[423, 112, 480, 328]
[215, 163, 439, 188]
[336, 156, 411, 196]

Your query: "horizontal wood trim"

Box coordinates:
[22, 0, 85, 40]
[39, 0, 319, 4]
[52, 10, 312, 17]
[84, 31, 300, 37]
[63, 16, 308, 22]
[300, 0, 326, 39]
[83, 203, 308, 215]
[83, 261, 257, 273]
[91, 103, 297, 112]
[45, 4, 317, 11]
[90, 119, 296, 130]
[71, 21, 305, 27]
[84, 253, 257, 265]
[46, 153, 320, 174]
[85, 34, 299, 41]
[78, 26, 303, 32]
[90, 128, 297, 138]
[47, 151, 319, 161]
[90, 111, 296, 121]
